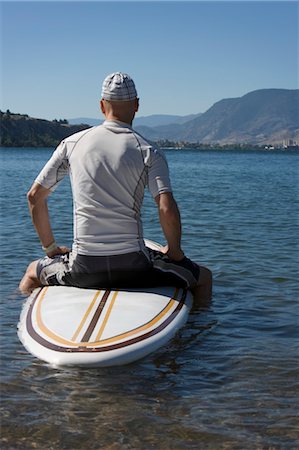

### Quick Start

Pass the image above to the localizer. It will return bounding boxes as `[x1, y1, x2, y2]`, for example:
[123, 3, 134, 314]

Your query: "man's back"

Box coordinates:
[69, 121, 150, 256]
[36, 120, 171, 257]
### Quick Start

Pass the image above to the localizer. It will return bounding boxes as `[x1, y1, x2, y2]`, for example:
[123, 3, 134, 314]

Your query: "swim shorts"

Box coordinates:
[36, 248, 200, 290]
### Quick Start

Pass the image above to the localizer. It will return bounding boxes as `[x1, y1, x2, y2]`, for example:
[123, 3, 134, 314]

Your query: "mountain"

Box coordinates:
[68, 113, 202, 128]
[0, 111, 90, 147]
[134, 113, 202, 127]
[2, 89, 298, 147]
[68, 117, 103, 127]
[135, 89, 299, 145]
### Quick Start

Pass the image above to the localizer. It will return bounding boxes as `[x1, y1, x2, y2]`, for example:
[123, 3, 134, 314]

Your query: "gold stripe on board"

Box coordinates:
[94, 288, 179, 345]
[71, 290, 102, 342]
[36, 287, 79, 347]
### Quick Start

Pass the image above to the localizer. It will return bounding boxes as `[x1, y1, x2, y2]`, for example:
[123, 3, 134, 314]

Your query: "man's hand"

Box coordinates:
[160, 244, 185, 262]
[156, 192, 185, 262]
[47, 245, 70, 258]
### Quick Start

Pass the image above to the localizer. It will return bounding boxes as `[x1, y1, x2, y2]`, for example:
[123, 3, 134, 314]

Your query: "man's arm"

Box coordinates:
[155, 192, 185, 261]
[27, 182, 69, 257]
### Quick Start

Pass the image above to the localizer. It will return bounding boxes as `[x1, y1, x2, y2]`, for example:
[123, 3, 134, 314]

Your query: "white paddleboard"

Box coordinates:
[18, 241, 193, 367]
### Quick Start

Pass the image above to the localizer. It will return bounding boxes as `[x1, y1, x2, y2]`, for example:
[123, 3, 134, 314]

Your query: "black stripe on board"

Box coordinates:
[81, 290, 110, 342]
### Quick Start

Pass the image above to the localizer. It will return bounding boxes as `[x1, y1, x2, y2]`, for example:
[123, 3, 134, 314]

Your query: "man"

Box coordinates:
[19, 72, 212, 303]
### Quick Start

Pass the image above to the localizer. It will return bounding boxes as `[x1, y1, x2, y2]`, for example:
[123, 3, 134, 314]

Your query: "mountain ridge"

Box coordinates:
[134, 89, 299, 145]
[68, 113, 202, 128]
[1, 89, 298, 147]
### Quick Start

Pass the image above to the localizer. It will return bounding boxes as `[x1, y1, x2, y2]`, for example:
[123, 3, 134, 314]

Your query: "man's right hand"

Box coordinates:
[47, 246, 70, 258]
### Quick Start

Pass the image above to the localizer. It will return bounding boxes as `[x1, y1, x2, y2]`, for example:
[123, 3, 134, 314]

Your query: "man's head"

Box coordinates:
[100, 72, 139, 125]
[101, 72, 137, 101]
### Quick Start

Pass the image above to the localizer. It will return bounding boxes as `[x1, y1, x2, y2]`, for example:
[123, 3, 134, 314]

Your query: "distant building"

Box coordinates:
[283, 138, 298, 148]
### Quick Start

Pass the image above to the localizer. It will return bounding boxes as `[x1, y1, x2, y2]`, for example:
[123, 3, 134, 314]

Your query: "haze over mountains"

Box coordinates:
[69, 89, 299, 145]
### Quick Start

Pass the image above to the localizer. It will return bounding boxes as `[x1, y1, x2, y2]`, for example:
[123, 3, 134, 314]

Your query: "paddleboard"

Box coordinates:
[18, 241, 193, 367]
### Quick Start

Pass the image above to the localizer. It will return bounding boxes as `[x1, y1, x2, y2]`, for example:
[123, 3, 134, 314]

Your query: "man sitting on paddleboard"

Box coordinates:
[19, 72, 212, 303]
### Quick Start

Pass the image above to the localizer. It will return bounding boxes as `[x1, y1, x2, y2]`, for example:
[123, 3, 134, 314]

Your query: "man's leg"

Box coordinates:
[192, 266, 212, 306]
[19, 260, 42, 295]
[149, 249, 212, 305]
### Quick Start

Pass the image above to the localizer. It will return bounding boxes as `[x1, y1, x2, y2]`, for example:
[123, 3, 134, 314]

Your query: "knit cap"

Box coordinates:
[101, 72, 138, 101]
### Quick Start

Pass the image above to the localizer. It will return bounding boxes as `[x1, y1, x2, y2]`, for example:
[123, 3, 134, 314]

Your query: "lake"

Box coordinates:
[0, 147, 298, 449]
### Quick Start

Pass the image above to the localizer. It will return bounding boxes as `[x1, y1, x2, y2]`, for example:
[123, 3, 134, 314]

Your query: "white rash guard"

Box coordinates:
[35, 120, 172, 256]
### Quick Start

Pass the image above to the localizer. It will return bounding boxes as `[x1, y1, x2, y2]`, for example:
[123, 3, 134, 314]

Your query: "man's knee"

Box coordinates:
[19, 260, 40, 294]
[26, 260, 39, 279]
[198, 266, 212, 286]
[191, 265, 212, 304]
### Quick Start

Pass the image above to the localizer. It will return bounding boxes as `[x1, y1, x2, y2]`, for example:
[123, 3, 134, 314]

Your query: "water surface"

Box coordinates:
[0, 147, 298, 449]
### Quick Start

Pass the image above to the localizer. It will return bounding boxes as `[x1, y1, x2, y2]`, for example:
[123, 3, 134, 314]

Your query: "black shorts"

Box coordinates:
[37, 249, 200, 290]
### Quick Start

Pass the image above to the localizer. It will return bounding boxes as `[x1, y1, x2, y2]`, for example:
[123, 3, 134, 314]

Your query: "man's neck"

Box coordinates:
[105, 113, 133, 126]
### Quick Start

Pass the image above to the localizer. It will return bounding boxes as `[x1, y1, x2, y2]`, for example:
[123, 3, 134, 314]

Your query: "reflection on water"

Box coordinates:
[1, 148, 299, 449]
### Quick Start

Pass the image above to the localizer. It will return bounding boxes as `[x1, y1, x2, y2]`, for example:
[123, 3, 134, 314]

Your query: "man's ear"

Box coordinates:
[100, 99, 105, 115]
[135, 98, 139, 112]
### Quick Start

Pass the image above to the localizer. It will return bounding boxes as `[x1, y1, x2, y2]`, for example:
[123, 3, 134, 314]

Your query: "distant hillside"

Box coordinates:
[0, 111, 90, 147]
[135, 89, 299, 145]
[68, 117, 103, 127]
[134, 113, 202, 127]
[68, 113, 202, 128]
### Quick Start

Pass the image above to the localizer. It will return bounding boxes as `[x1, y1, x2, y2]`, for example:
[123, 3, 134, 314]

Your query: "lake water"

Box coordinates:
[0, 147, 298, 449]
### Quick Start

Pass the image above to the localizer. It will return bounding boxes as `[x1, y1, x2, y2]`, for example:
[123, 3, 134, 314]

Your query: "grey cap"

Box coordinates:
[101, 72, 138, 101]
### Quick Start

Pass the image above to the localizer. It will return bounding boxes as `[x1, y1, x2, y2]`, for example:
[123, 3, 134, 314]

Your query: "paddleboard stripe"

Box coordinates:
[71, 290, 102, 342]
[35, 287, 87, 346]
[26, 287, 188, 353]
[81, 290, 111, 342]
[95, 290, 119, 341]
[96, 287, 179, 345]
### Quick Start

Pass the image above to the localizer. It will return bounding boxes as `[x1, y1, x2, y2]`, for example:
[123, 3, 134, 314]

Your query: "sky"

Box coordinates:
[0, 1, 298, 120]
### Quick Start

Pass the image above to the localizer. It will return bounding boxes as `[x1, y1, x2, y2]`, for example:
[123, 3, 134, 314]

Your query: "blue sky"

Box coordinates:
[1, 1, 298, 120]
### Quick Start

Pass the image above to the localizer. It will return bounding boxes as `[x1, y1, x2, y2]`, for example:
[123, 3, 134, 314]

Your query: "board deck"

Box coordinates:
[18, 284, 193, 367]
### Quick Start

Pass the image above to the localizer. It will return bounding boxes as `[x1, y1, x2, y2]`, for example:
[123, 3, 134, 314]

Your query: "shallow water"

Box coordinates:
[0, 147, 298, 449]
